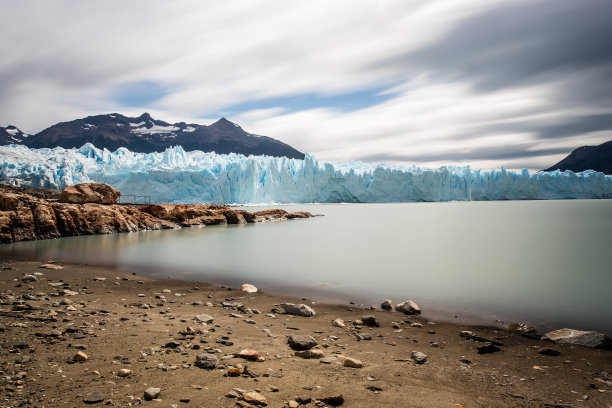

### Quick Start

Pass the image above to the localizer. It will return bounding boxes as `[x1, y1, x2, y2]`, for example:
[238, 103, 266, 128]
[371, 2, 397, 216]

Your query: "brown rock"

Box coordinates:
[242, 391, 267, 406]
[73, 351, 88, 362]
[237, 348, 260, 361]
[59, 183, 120, 204]
[228, 367, 241, 377]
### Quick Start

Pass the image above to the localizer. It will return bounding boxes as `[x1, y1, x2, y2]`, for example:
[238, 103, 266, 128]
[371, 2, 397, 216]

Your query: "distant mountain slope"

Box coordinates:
[0, 125, 28, 145]
[1, 113, 304, 159]
[543, 140, 612, 175]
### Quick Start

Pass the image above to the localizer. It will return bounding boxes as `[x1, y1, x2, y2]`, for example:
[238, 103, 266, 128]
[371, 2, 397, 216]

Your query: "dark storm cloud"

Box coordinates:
[382, 0, 612, 93]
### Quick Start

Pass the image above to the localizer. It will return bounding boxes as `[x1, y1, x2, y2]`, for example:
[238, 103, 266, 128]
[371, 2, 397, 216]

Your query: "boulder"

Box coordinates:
[396, 300, 421, 315]
[281, 303, 315, 317]
[542, 328, 611, 348]
[288, 335, 317, 350]
[59, 183, 120, 205]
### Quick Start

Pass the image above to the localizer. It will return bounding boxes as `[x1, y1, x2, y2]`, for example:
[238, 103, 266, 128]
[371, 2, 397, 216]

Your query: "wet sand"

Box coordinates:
[0, 259, 610, 407]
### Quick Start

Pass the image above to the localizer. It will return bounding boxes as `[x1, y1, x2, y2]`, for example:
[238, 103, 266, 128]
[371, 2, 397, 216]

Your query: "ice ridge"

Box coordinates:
[0, 143, 610, 204]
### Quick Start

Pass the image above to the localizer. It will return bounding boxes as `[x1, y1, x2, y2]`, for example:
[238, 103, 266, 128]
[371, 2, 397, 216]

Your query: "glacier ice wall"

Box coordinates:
[1, 143, 611, 203]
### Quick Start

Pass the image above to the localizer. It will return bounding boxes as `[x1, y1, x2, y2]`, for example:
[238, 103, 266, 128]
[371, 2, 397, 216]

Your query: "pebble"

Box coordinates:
[20, 274, 38, 282]
[83, 390, 105, 404]
[144, 387, 161, 400]
[195, 314, 214, 324]
[361, 315, 380, 327]
[295, 349, 325, 359]
[195, 353, 218, 369]
[411, 351, 428, 364]
[381, 299, 393, 310]
[288, 334, 318, 350]
[280, 303, 316, 317]
[73, 351, 88, 362]
[241, 284, 258, 293]
[343, 357, 363, 368]
[238, 348, 260, 361]
[242, 391, 267, 406]
[396, 300, 421, 315]
[320, 357, 337, 364]
[117, 369, 132, 377]
[332, 318, 346, 328]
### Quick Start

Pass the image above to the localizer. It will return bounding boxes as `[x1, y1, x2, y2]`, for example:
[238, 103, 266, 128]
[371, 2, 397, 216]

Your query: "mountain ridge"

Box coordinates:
[543, 140, 612, 175]
[0, 113, 304, 159]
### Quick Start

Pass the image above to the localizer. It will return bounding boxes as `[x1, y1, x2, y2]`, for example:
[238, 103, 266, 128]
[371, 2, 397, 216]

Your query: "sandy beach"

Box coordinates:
[0, 259, 610, 408]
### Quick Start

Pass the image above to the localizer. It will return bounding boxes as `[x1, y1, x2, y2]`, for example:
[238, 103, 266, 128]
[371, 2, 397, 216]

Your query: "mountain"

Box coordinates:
[1, 113, 304, 159]
[543, 140, 612, 175]
[0, 125, 28, 145]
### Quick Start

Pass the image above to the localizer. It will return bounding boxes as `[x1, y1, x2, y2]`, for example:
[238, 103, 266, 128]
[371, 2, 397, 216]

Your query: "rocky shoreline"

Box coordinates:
[0, 260, 610, 407]
[0, 183, 314, 244]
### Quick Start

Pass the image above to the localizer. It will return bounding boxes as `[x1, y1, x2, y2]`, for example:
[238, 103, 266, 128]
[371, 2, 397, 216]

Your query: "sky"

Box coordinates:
[1, 0, 611, 170]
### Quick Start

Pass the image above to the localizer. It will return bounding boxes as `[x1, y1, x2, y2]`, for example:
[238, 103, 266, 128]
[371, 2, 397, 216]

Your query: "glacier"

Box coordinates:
[0, 143, 611, 204]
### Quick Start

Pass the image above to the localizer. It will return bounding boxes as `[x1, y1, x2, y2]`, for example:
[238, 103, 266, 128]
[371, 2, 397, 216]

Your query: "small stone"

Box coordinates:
[411, 351, 427, 364]
[117, 369, 132, 377]
[242, 391, 267, 406]
[295, 349, 324, 359]
[280, 303, 315, 317]
[195, 353, 218, 369]
[343, 357, 363, 368]
[195, 314, 214, 324]
[332, 318, 345, 328]
[410, 322, 423, 328]
[39, 263, 63, 270]
[288, 401, 299, 408]
[73, 351, 88, 362]
[83, 390, 105, 404]
[241, 284, 258, 293]
[144, 387, 161, 400]
[238, 349, 259, 361]
[20, 274, 38, 282]
[320, 357, 337, 364]
[361, 315, 380, 327]
[396, 300, 421, 315]
[319, 395, 344, 406]
[288, 335, 317, 350]
[538, 347, 561, 356]
[460, 330, 473, 338]
[228, 367, 241, 377]
[381, 299, 393, 310]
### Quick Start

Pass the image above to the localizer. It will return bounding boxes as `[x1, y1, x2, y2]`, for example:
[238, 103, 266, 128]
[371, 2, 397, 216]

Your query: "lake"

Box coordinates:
[2, 200, 611, 334]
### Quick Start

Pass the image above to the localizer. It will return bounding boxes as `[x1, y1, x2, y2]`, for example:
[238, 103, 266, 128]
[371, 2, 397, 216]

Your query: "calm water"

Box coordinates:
[2, 200, 611, 334]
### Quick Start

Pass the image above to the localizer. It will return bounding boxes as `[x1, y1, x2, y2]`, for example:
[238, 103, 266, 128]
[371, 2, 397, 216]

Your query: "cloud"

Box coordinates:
[0, 0, 611, 170]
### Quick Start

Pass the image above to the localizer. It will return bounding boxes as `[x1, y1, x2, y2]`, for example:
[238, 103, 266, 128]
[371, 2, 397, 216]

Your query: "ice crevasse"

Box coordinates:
[0, 143, 610, 204]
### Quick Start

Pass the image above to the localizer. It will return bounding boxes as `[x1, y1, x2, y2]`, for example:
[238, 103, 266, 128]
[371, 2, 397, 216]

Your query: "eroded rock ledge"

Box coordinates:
[0, 184, 313, 244]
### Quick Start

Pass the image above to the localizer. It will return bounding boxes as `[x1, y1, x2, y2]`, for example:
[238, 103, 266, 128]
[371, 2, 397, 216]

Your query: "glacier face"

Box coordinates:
[1, 143, 611, 203]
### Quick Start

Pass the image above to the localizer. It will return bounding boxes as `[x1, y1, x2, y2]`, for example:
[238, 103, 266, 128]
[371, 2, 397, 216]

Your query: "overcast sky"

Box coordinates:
[1, 0, 611, 170]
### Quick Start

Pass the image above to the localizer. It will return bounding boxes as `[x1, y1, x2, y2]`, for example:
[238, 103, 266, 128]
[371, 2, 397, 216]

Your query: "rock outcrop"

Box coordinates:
[59, 183, 121, 204]
[0, 184, 314, 244]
